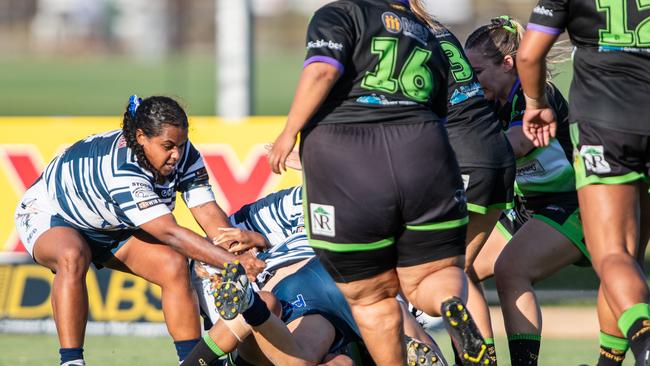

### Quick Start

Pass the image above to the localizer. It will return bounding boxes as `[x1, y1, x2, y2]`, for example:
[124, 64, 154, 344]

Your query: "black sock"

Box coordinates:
[180, 334, 225, 366]
[485, 338, 497, 365]
[626, 318, 650, 360]
[597, 332, 628, 366]
[597, 345, 626, 366]
[508, 334, 540, 366]
[241, 292, 271, 326]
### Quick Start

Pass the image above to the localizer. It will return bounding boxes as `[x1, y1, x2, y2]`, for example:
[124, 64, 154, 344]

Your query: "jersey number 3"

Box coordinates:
[597, 0, 650, 47]
[361, 37, 434, 103]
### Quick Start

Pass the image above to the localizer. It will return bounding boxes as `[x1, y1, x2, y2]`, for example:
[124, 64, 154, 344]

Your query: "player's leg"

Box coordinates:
[334, 269, 405, 366]
[493, 217, 583, 366]
[32, 227, 92, 365]
[572, 122, 650, 363]
[182, 291, 282, 366]
[464, 209, 509, 365]
[104, 230, 201, 362]
[14, 181, 93, 366]
[399, 296, 448, 365]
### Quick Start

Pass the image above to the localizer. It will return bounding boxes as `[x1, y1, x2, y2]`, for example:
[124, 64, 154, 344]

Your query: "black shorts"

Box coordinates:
[571, 122, 650, 189]
[461, 165, 515, 215]
[301, 122, 467, 283]
[496, 193, 589, 266]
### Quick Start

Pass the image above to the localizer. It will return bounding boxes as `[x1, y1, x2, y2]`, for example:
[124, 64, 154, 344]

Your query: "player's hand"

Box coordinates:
[522, 107, 557, 147]
[213, 227, 268, 253]
[268, 130, 297, 174]
[236, 251, 266, 280]
[265, 143, 302, 171]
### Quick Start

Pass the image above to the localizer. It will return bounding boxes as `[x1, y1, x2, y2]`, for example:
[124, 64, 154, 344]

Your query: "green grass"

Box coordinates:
[0, 333, 636, 365]
[0, 334, 176, 365]
[0, 52, 303, 116]
[428, 331, 630, 366]
[0, 53, 572, 117]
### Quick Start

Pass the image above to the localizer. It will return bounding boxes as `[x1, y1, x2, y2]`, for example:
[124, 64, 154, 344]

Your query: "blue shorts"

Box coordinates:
[271, 258, 361, 353]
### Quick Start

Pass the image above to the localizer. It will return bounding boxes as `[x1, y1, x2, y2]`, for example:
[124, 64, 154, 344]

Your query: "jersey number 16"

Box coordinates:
[361, 37, 434, 103]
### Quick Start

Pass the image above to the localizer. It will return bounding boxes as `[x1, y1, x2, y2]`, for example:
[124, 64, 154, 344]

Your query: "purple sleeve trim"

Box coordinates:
[527, 23, 564, 35]
[510, 121, 523, 127]
[303, 56, 344, 74]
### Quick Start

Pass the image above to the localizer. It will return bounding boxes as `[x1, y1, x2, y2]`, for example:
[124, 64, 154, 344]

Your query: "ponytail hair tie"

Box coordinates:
[128, 95, 142, 118]
[491, 15, 517, 34]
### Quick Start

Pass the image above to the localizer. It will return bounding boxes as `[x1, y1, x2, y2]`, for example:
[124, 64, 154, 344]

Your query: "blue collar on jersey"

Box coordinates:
[396, 0, 410, 6]
[507, 78, 521, 104]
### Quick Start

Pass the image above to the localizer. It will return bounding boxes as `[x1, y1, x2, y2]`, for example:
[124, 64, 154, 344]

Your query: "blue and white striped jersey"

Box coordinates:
[41, 130, 215, 230]
[229, 186, 314, 283]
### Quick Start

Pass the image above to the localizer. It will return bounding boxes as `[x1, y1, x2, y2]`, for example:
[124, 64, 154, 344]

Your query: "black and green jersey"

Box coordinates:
[497, 80, 576, 196]
[303, 0, 449, 126]
[433, 27, 515, 168]
[528, 0, 650, 134]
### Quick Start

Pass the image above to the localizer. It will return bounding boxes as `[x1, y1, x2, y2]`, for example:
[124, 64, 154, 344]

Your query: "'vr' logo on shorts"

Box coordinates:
[580, 145, 611, 174]
[310, 203, 335, 237]
[291, 294, 307, 308]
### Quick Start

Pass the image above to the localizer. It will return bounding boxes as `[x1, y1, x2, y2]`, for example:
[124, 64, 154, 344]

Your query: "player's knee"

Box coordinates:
[258, 291, 281, 316]
[494, 253, 529, 291]
[159, 251, 190, 284]
[56, 245, 91, 277]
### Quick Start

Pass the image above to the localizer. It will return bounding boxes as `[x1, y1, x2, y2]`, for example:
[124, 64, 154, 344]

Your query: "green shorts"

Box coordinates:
[496, 193, 590, 266]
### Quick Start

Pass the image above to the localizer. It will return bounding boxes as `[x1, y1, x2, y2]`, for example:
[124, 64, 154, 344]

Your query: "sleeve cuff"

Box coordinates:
[183, 186, 216, 208]
[527, 23, 564, 35]
[304, 56, 345, 74]
[510, 120, 523, 127]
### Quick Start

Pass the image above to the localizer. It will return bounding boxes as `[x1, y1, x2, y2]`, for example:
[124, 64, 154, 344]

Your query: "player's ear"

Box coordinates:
[135, 128, 147, 146]
[501, 55, 515, 72]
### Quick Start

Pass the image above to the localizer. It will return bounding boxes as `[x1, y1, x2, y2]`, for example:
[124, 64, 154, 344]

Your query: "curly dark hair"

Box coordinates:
[121, 96, 189, 183]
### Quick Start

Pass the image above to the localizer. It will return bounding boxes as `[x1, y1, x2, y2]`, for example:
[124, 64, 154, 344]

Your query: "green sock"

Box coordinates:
[597, 332, 628, 366]
[617, 303, 650, 337]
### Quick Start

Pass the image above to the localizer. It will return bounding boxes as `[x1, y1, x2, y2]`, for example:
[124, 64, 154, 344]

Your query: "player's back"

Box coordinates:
[305, 0, 450, 126]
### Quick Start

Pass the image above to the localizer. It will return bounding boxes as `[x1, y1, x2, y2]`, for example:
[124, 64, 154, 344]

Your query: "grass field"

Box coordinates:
[0, 52, 303, 116]
[0, 332, 634, 366]
[0, 52, 572, 117]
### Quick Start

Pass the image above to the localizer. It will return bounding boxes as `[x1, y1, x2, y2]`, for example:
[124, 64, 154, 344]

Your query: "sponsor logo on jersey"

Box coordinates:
[516, 159, 546, 177]
[158, 187, 174, 198]
[532, 5, 554, 17]
[307, 39, 344, 51]
[356, 94, 417, 106]
[579, 145, 611, 174]
[117, 135, 127, 148]
[137, 197, 163, 210]
[382, 12, 402, 33]
[449, 82, 484, 105]
[131, 182, 158, 199]
[310, 203, 335, 237]
[401, 17, 429, 45]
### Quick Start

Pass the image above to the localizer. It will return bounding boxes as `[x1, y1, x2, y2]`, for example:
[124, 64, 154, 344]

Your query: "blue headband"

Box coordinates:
[128, 95, 141, 118]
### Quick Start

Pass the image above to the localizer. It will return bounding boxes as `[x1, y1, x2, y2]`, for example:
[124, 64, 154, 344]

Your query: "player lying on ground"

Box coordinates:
[13, 95, 265, 366]
[181, 186, 447, 366]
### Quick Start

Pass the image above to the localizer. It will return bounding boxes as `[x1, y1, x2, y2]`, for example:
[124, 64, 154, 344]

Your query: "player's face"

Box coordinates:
[465, 48, 515, 103]
[137, 124, 188, 177]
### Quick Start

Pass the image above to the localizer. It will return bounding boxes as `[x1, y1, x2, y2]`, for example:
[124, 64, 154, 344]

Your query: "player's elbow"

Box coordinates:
[305, 62, 341, 84]
[516, 50, 538, 69]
